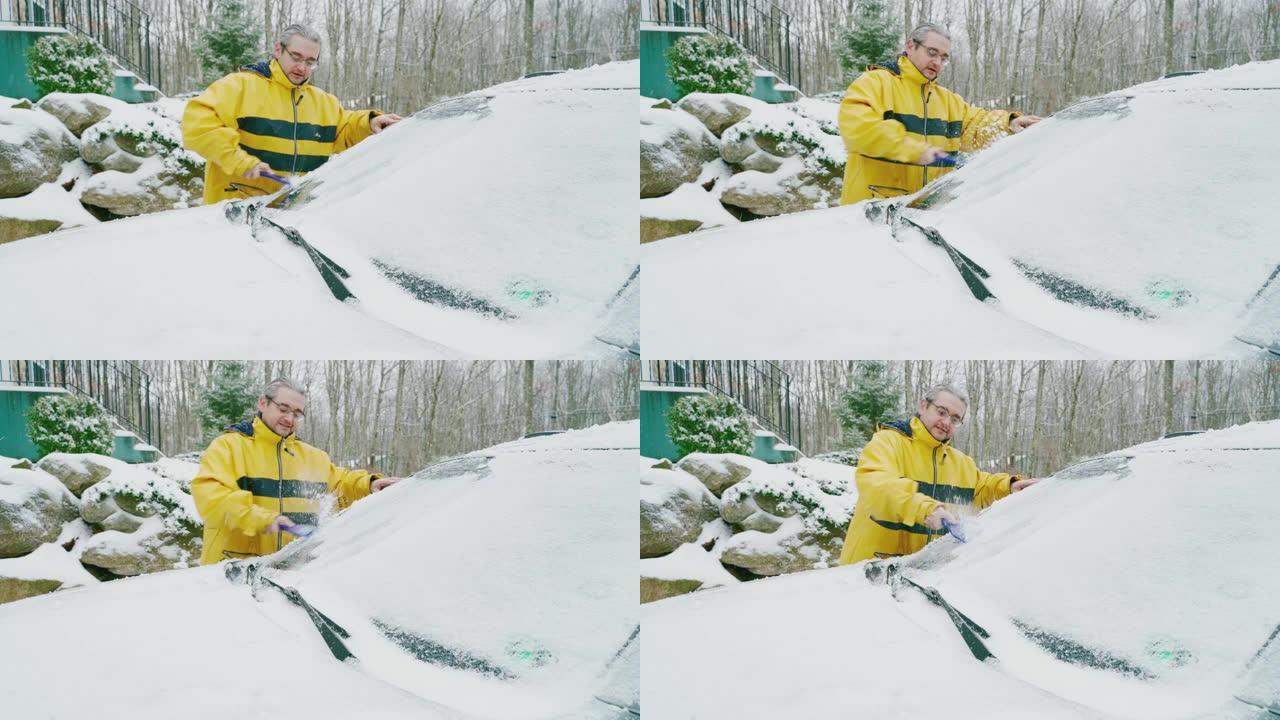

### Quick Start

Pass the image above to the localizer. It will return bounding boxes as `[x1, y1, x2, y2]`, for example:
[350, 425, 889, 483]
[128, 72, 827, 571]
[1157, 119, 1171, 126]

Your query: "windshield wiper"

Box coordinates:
[259, 574, 356, 661]
[870, 562, 995, 661]
[868, 202, 995, 302]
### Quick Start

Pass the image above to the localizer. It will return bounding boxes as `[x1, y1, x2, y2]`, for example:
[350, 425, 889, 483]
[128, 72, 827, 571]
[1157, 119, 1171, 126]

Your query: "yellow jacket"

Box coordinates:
[839, 416, 1017, 564]
[838, 54, 1018, 204]
[191, 416, 375, 565]
[182, 58, 379, 204]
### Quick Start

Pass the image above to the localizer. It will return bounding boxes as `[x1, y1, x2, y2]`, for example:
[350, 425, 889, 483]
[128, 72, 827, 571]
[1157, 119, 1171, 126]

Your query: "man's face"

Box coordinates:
[258, 387, 306, 438]
[917, 391, 965, 442]
[273, 37, 321, 85]
[905, 32, 951, 81]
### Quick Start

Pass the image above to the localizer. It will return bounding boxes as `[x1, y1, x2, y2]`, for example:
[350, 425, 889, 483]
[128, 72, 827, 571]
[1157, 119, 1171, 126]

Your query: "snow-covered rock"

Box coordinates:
[0, 107, 79, 198]
[640, 104, 719, 198]
[639, 162, 740, 243]
[36, 453, 115, 497]
[0, 467, 80, 558]
[676, 453, 755, 497]
[80, 156, 202, 216]
[79, 515, 200, 576]
[640, 464, 720, 558]
[676, 93, 763, 136]
[35, 93, 122, 137]
[0, 170, 100, 244]
[720, 157, 842, 215]
[640, 521, 740, 603]
[719, 516, 844, 576]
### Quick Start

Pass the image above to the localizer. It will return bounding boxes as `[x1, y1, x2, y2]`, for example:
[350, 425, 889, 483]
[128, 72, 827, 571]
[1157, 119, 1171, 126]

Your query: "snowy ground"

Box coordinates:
[643, 420, 1280, 719]
[0, 62, 638, 358]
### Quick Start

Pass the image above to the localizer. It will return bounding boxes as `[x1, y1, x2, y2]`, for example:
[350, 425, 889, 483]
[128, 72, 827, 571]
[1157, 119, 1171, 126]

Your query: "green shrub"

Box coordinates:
[26, 34, 114, 97]
[26, 394, 113, 457]
[667, 393, 753, 457]
[665, 33, 753, 97]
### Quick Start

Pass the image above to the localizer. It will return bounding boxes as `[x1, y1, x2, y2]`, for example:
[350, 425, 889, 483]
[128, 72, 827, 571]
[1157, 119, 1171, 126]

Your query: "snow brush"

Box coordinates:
[260, 170, 292, 186]
[283, 523, 317, 538]
[942, 517, 967, 542]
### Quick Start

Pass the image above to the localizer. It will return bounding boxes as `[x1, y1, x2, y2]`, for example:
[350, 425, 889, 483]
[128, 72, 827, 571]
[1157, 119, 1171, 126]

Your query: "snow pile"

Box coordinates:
[80, 458, 201, 533]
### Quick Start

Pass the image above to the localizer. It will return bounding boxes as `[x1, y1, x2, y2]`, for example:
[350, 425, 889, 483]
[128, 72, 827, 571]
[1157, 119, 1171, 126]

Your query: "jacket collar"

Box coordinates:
[896, 53, 933, 88]
[226, 415, 298, 446]
[882, 416, 950, 451]
[242, 58, 309, 91]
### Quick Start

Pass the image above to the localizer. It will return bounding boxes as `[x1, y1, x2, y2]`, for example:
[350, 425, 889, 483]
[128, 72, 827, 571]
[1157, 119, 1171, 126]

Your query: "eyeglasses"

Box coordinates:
[915, 42, 951, 64]
[927, 400, 964, 425]
[282, 47, 320, 69]
[268, 398, 306, 420]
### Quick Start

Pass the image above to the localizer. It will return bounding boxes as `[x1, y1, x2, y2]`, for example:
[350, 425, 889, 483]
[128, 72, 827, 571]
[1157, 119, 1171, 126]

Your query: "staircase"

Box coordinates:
[0, 360, 163, 462]
[641, 0, 804, 103]
[641, 360, 804, 463]
[1, 0, 163, 102]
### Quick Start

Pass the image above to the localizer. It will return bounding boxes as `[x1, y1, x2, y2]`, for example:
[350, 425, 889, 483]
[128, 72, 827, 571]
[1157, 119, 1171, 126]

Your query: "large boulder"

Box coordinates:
[640, 466, 720, 559]
[0, 217, 63, 244]
[676, 454, 757, 497]
[0, 577, 63, 603]
[37, 454, 116, 497]
[80, 158, 203, 216]
[719, 519, 844, 576]
[79, 518, 201, 576]
[676, 93, 761, 136]
[640, 216, 703, 244]
[640, 577, 704, 603]
[0, 468, 80, 558]
[0, 108, 80, 198]
[640, 105, 719, 198]
[36, 93, 121, 137]
[720, 163, 842, 216]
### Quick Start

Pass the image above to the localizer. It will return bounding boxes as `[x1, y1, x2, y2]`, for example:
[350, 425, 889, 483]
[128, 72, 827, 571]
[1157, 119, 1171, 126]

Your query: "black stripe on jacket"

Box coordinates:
[237, 476, 329, 499]
[239, 116, 338, 143]
[883, 111, 964, 139]
[239, 144, 330, 172]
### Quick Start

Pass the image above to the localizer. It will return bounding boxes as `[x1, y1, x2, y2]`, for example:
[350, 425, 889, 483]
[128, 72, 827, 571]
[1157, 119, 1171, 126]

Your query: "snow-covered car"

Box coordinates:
[0, 62, 638, 358]
[642, 60, 1280, 358]
[0, 422, 639, 719]
[643, 420, 1280, 719]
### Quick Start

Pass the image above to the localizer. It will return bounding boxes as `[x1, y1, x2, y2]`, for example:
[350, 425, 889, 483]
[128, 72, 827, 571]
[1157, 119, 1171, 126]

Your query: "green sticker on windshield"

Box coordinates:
[1146, 280, 1193, 307]
[506, 638, 554, 667]
[1146, 639, 1192, 667]
[508, 280, 551, 307]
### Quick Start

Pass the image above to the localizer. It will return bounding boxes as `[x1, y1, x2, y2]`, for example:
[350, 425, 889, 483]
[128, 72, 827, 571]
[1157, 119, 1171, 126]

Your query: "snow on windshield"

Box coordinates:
[283, 422, 637, 716]
[906, 63, 1280, 328]
[277, 61, 638, 320]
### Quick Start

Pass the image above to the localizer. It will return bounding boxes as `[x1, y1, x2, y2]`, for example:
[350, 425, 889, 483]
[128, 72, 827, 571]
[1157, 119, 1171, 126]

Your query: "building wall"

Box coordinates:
[0, 25, 69, 101]
[0, 386, 67, 460]
[640, 384, 709, 460]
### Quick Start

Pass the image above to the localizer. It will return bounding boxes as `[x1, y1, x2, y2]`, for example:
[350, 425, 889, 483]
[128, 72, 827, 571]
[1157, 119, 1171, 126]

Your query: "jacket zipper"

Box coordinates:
[276, 437, 285, 551]
[929, 445, 939, 540]
[290, 87, 300, 175]
[921, 85, 930, 188]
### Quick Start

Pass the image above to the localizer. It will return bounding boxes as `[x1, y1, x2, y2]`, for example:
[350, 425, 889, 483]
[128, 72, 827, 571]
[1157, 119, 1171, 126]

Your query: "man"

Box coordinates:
[182, 23, 403, 204]
[191, 378, 401, 565]
[838, 23, 1042, 204]
[839, 383, 1038, 565]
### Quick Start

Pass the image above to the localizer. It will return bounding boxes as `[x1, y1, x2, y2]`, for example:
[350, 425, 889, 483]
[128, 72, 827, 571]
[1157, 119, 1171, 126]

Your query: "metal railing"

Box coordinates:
[643, 360, 803, 452]
[642, 0, 804, 93]
[2, 0, 162, 93]
[1, 360, 162, 451]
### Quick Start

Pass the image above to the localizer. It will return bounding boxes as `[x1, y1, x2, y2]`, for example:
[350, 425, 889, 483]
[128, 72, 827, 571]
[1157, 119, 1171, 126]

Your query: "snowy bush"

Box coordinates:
[81, 467, 202, 533]
[26, 395, 113, 457]
[722, 462, 856, 533]
[666, 34, 753, 97]
[26, 34, 114, 97]
[80, 110, 205, 175]
[668, 394, 753, 457]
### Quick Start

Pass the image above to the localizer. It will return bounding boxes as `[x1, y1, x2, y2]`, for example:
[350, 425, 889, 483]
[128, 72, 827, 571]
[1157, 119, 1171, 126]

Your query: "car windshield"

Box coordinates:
[900, 66, 1280, 328]
[896, 423, 1280, 716]
[265, 62, 638, 322]
[254, 423, 637, 717]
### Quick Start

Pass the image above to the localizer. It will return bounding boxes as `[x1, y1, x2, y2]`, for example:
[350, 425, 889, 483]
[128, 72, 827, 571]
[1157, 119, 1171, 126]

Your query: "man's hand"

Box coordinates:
[371, 114, 403, 134]
[266, 515, 295, 534]
[923, 506, 958, 531]
[1011, 115, 1042, 133]
[1012, 477, 1041, 492]
[917, 146, 950, 165]
[243, 161, 272, 180]
[371, 476, 402, 492]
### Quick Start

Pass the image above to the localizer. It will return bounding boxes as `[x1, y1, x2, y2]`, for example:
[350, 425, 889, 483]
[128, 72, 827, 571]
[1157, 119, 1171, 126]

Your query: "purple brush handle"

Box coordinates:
[941, 517, 966, 542]
[933, 154, 958, 167]
[260, 170, 291, 186]
[283, 523, 316, 537]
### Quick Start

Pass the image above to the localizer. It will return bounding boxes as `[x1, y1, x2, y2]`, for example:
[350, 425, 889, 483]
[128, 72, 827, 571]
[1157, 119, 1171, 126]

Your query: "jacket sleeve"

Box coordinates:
[190, 436, 276, 536]
[326, 462, 374, 509]
[181, 74, 261, 178]
[973, 464, 1016, 509]
[855, 432, 940, 528]
[334, 107, 379, 151]
[959, 100, 1017, 153]
[839, 72, 929, 164]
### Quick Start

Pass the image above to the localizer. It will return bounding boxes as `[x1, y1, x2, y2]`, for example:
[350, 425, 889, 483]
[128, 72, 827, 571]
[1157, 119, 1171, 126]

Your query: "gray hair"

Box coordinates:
[263, 377, 305, 400]
[909, 23, 951, 45]
[923, 382, 968, 409]
[278, 23, 322, 49]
